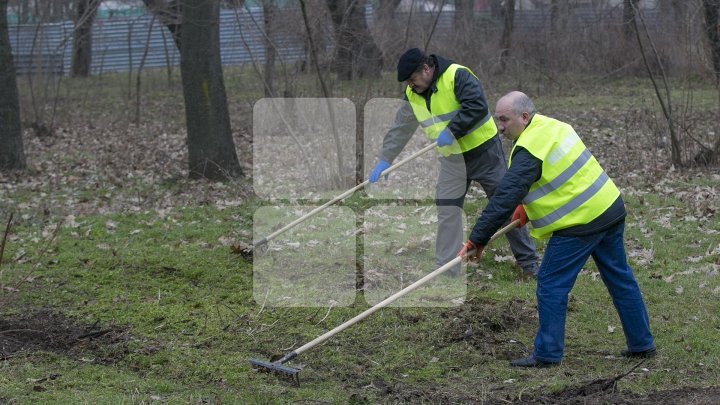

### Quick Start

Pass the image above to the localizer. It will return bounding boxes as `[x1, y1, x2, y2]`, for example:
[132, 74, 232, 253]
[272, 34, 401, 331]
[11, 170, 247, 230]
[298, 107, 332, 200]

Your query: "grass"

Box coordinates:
[1, 71, 719, 402]
[1, 186, 718, 402]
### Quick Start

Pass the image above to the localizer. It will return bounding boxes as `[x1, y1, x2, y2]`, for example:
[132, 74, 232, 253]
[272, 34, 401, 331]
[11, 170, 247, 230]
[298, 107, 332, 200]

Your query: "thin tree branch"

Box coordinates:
[0, 213, 13, 272]
[299, 0, 345, 188]
[424, 0, 448, 52]
[231, 7, 321, 190]
[631, 2, 682, 166]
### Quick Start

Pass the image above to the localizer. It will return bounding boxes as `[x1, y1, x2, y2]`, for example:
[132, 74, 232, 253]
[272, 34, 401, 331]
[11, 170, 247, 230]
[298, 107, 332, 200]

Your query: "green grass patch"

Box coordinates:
[1, 183, 718, 402]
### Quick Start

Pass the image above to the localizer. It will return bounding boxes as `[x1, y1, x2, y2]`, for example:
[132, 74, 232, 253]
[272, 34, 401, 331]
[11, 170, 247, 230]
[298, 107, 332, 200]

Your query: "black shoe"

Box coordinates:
[509, 356, 560, 368]
[621, 348, 656, 358]
[520, 263, 539, 281]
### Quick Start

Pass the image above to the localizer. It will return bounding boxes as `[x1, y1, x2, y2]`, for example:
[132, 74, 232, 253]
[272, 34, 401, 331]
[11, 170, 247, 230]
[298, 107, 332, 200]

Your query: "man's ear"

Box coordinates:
[522, 111, 531, 124]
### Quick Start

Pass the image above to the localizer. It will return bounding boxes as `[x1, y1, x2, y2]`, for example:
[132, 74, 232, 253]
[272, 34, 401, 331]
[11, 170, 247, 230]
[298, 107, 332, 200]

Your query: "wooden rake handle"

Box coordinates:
[291, 219, 522, 356]
[253, 141, 438, 247]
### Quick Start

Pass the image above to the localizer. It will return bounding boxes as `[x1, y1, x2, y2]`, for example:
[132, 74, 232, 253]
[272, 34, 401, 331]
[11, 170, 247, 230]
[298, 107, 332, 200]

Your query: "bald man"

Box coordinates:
[458, 91, 655, 367]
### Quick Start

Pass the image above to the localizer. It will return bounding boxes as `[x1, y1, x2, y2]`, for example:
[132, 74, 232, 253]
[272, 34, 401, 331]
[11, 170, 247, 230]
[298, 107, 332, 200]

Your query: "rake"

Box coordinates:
[249, 219, 521, 383]
[252, 141, 438, 249]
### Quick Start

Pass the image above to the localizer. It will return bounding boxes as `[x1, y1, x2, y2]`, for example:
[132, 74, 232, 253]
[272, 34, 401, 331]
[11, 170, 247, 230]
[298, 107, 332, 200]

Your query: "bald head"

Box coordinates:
[497, 91, 535, 116]
[494, 91, 536, 141]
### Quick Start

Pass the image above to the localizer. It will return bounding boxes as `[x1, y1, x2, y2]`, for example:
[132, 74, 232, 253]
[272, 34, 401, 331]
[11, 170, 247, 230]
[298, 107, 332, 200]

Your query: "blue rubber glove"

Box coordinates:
[369, 160, 391, 183]
[436, 129, 454, 146]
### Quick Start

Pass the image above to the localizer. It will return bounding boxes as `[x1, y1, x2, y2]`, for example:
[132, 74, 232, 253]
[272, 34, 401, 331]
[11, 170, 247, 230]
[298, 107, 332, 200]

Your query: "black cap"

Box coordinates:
[397, 48, 425, 82]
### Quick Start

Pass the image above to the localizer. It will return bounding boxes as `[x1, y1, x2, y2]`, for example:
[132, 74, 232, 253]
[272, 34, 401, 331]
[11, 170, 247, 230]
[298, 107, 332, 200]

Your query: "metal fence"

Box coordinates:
[8, 7, 307, 76]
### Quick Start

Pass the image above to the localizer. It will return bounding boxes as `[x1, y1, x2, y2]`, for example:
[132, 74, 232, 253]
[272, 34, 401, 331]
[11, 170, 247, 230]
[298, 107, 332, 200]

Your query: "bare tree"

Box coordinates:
[262, 0, 277, 97]
[142, 0, 182, 49]
[623, 0, 639, 40]
[299, 0, 344, 187]
[659, 0, 685, 26]
[371, 0, 401, 56]
[71, 0, 101, 77]
[701, 0, 720, 164]
[704, 0, 720, 84]
[375, 0, 402, 25]
[454, 0, 474, 46]
[488, 0, 503, 19]
[0, 0, 26, 171]
[550, 0, 571, 36]
[180, 0, 242, 179]
[499, 0, 514, 71]
[326, 0, 382, 80]
[630, 1, 682, 167]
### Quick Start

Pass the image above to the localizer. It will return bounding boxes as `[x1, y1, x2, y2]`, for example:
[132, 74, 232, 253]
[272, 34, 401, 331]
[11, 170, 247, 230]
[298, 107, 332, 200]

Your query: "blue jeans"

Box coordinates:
[533, 222, 654, 363]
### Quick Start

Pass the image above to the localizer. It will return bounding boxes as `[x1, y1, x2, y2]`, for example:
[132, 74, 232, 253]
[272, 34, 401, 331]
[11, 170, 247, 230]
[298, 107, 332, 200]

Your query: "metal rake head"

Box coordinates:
[249, 358, 301, 384]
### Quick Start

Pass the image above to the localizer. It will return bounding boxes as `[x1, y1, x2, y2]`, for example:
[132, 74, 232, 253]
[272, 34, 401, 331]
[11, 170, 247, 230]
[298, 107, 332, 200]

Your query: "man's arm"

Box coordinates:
[378, 98, 420, 163]
[446, 68, 490, 139]
[469, 148, 541, 245]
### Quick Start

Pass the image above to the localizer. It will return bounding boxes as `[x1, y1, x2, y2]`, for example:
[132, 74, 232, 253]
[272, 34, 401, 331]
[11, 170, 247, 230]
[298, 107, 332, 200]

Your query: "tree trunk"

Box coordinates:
[623, 0, 639, 41]
[704, 0, 720, 84]
[0, 0, 26, 171]
[630, 0, 682, 167]
[262, 0, 277, 97]
[550, 0, 570, 36]
[488, 0, 503, 19]
[180, 0, 242, 180]
[375, 0, 401, 25]
[454, 0, 473, 44]
[499, 0, 514, 71]
[326, 0, 382, 80]
[373, 0, 402, 51]
[71, 0, 101, 77]
[550, 0, 559, 35]
[702, 0, 720, 165]
[142, 0, 182, 50]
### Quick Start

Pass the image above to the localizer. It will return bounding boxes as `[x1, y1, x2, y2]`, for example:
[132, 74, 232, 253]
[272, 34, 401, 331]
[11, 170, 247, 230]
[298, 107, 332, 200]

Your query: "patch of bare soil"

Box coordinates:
[0, 309, 130, 364]
[440, 297, 536, 356]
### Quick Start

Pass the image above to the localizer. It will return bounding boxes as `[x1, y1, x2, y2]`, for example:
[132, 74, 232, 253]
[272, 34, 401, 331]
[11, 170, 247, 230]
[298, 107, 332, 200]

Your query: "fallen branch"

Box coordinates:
[0, 213, 13, 269]
[570, 360, 646, 396]
[77, 329, 113, 340]
[0, 213, 14, 298]
[0, 328, 47, 335]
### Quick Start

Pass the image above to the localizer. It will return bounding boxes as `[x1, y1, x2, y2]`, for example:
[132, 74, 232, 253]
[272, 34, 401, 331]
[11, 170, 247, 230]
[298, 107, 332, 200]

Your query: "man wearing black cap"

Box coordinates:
[368, 48, 540, 278]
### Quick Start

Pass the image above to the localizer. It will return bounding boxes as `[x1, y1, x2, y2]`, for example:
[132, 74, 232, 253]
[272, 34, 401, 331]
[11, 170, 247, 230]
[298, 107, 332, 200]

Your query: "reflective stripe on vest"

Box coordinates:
[406, 64, 497, 156]
[509, 114, 620, 239]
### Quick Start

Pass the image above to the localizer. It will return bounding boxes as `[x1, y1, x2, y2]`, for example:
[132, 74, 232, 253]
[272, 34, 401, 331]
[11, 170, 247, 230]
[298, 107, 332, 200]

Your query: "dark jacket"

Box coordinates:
[379, 55, 493, 163]
[468, 146, 627, 246]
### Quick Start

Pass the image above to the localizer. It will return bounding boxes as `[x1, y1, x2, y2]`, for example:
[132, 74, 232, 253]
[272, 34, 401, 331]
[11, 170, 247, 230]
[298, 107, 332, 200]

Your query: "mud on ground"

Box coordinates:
[0, 309, 130, 364]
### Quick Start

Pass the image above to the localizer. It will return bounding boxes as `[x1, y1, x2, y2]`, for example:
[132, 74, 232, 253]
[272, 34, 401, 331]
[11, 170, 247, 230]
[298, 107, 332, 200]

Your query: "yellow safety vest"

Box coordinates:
[405, 64, 497, 156]
[509, 114, 620, 239]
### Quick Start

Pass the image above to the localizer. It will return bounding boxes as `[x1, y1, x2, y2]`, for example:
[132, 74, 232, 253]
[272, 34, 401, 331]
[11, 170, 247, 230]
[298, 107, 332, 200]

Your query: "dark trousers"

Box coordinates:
[435, 136, 539, 272]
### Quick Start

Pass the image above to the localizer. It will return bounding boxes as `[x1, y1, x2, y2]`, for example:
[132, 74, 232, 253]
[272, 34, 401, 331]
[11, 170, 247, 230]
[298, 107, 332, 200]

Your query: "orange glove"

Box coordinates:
[456, 240, 485, 262]
[511, 204, 529, 227]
